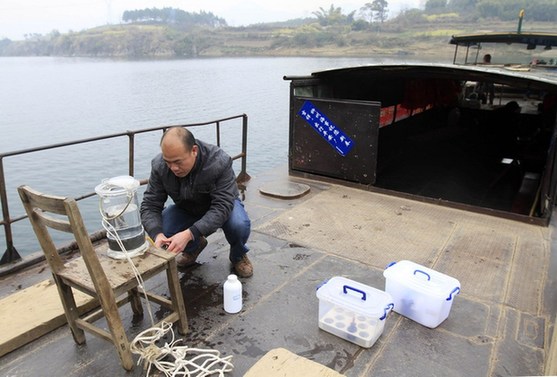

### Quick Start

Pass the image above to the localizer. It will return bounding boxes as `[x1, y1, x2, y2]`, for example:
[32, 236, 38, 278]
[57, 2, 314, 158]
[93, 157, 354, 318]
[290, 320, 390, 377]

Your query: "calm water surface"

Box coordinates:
[0, 56, 419, 256]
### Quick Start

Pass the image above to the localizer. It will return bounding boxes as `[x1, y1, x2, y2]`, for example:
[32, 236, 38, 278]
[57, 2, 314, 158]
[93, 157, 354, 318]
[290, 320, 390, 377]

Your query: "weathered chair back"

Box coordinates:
[18, 185, 109, 290]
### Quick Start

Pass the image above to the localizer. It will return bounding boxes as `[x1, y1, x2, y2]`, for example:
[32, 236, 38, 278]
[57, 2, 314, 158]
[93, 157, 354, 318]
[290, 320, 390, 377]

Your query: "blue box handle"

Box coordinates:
[380, 303, 395, 320]
[446, 287, 460, 301]
[385, 261, 396, 269]
[316, 278, 330, 291]
[413, 269, 431, 281]
[343, 285, 366, 301]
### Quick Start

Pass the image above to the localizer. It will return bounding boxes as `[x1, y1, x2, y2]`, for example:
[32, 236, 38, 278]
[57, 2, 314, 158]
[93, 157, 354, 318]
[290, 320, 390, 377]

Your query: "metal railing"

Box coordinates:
[0, 114, 249, 267]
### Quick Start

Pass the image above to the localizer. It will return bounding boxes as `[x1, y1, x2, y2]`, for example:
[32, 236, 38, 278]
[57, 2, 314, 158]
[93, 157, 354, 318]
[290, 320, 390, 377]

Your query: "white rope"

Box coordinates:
[98, 192, 234, 376]
[101, 217, 156, 325]
[130, 321, 234, 377]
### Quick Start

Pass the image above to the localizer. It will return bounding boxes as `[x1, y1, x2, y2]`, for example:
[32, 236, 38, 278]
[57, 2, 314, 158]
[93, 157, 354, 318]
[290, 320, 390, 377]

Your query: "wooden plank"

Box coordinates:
[244, 348, 345, 377]
[0, 279, 96, 357]
[545, 319, 557, 375]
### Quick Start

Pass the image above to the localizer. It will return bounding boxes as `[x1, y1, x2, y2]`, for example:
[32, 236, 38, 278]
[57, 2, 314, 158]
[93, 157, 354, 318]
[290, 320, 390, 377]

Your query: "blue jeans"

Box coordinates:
[162, 199, 250, 263]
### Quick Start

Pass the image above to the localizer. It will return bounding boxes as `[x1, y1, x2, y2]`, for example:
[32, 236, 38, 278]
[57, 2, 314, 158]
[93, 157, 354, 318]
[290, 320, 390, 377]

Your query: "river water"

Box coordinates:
[0, 55, 425, 257]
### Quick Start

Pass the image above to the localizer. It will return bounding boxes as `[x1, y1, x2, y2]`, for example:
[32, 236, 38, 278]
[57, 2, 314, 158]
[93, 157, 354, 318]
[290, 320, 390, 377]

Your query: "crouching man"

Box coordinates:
[140, 127, 253, 277]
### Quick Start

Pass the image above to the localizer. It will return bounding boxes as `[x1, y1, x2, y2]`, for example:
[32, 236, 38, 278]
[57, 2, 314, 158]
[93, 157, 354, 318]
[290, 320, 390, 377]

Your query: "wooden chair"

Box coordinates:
[18, 185, 188, 370]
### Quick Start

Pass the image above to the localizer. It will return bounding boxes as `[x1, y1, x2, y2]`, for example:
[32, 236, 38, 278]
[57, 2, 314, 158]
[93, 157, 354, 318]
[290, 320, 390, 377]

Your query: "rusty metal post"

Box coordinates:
[236, 114, 251, 184]
[0, 157, 21, 264]
[452, 44, 458, 65]
[128, 132, 135, 177]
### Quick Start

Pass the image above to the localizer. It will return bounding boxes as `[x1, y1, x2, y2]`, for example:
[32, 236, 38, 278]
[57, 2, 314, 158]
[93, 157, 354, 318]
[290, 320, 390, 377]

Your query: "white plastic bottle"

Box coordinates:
[223, 274, 243, 314]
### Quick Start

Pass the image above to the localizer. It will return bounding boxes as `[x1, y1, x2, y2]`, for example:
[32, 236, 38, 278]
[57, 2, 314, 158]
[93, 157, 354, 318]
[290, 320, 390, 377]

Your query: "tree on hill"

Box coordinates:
[372, 0, 389, 23]
[360, 0, 390, 24]
[122, 7, 226, 28]
[358, 0, 389, 32]
[312, 4, 355, 26]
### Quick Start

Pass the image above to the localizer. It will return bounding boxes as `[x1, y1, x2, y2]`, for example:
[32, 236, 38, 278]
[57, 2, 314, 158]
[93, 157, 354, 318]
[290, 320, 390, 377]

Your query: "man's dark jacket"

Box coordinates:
[140, 139, 239, 241]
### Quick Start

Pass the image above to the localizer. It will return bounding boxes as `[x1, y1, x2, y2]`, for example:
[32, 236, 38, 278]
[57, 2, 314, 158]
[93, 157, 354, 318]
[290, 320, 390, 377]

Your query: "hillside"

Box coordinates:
[0, 16, 555, 61]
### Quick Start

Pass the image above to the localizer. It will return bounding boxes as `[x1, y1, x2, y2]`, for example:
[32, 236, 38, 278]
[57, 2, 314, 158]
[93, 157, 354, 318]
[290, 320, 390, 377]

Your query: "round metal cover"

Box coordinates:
[259, 182, 310, 199]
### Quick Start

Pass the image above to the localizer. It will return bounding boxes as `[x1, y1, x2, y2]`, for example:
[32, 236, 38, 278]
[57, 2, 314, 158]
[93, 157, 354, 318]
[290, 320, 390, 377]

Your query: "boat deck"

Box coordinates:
[1, 165, 556, 376]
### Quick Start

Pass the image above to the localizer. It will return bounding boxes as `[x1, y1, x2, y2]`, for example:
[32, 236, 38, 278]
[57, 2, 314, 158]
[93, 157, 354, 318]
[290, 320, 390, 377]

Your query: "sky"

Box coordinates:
[0, 0, 424, 40]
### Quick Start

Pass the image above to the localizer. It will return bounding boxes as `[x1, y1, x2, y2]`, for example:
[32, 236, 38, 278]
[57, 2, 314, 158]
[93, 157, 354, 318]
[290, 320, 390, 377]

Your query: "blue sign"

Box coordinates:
[298, 100, 354, 156]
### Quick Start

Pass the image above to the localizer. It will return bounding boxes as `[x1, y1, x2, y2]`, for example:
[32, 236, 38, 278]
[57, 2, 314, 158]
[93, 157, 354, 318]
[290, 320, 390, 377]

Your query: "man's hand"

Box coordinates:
[155, 230, 194, 253]
[154, 233, 171, 250]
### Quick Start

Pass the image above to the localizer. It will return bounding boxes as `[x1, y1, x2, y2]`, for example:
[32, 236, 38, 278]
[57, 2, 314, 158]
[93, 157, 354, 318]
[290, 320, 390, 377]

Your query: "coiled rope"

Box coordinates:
[130, 321, 233, 377]
[99, 195, 234, 376]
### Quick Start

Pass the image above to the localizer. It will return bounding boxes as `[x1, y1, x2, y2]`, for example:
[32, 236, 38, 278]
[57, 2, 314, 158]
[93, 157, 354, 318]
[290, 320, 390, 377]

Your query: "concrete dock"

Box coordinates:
[0, 165, 556, 376]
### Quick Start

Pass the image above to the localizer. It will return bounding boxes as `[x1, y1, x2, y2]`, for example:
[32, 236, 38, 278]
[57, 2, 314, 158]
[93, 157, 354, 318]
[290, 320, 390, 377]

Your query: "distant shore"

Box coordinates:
[7, 19, 552, 61]
[271, 44, 455, 61]
[198, 39, 457, 63]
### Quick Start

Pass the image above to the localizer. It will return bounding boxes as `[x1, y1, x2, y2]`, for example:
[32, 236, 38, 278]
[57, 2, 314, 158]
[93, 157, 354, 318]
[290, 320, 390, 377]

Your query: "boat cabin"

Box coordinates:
[449, 32, 557, 68]
[284, 63, 557, 225]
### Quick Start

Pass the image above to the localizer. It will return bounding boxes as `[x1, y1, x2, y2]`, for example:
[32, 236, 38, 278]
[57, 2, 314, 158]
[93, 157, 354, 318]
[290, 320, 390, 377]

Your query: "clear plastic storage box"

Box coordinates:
[383, 260, 460, 328]
[316, 276, 394, 348]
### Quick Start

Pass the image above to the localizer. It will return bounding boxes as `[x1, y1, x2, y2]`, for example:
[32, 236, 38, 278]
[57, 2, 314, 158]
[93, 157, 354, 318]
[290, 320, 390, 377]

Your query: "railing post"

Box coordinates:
[236, 114, 251, 184]
[128, 132, 135, 177]
[0, 157, 21, 264]
[216, 121, 221, 147]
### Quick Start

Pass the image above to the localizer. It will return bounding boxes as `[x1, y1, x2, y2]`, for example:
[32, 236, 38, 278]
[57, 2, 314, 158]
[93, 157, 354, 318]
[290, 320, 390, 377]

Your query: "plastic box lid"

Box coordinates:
[316, 276, 393, 318]
[383, 260, 460, 299]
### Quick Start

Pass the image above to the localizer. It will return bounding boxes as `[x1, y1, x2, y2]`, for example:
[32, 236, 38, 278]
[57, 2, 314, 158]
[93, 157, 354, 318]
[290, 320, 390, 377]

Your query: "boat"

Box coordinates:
[2, 31, 557, 376]
[284, 36, 557, 225]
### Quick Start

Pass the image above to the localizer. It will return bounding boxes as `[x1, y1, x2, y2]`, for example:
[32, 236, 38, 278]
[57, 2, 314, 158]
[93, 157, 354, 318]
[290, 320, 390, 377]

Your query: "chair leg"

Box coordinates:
[166, 259, 189, 335]
[55, 276, 86, 344]
[100, 298, 134, 370]
[128, 288, 143, 316]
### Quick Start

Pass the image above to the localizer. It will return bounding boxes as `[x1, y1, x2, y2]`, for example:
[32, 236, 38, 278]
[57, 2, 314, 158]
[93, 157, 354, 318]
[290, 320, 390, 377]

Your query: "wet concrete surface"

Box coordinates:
[0, 230, 550, 377]
[0, 232, 389, 376]
[1, 165, 556, 376]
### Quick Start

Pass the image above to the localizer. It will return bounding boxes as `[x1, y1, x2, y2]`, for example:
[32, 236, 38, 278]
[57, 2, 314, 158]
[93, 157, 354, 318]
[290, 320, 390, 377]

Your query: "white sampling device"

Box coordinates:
[95, 175, 148, 259]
